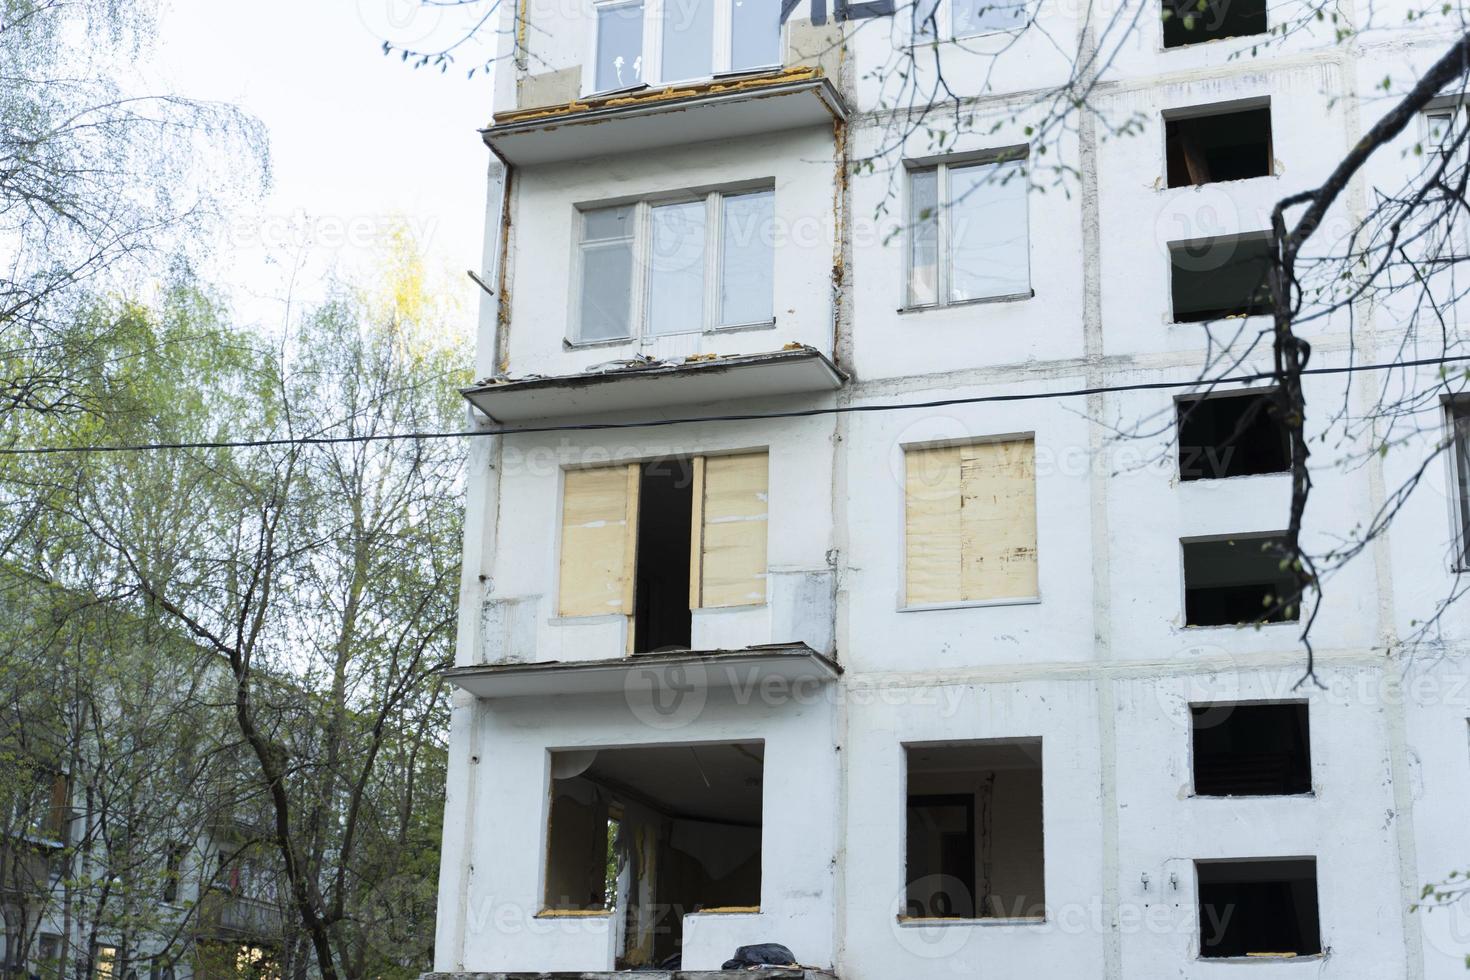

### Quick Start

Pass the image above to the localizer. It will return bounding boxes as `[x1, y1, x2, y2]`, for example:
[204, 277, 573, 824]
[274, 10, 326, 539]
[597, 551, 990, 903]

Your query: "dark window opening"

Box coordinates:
[1171, 234, 1274, 323]
[1162, 0, 1266, 48]
[634, 458, 694, 653]
[1452, 403, 1470, 567]
[1183, 536, 1298, 626]
[1192, 702, 1311, 796]
[904, 740, 1044, 920]
[1177, 391, 1291, 481]
[1197, 859, 1321, 958]
[546, 743, 763, 969]
[1166, 107, 1272, 187]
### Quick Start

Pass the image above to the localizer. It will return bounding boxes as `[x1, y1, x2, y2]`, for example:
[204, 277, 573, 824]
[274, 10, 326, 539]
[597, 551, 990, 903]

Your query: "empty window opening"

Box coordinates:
[904, 740, 1044, 920]
[1451, 402, 1470, 567]
[634, 458, 695, 653]
[1183, 536, 1298, 627]
[1192, 702, 1311, 796]
[1170, 234, 1274, 323]
[1177, 391, 1290, 481]
[546, 743, 763, 968]
[1197, 859, 1320, 959]
[1162, 0, 1266, 48]
[1166, 107, 1272, 187]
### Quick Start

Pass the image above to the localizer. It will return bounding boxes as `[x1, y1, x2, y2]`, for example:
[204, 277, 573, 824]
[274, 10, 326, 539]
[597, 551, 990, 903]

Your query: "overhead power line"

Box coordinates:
[3, 353, 1468, 457]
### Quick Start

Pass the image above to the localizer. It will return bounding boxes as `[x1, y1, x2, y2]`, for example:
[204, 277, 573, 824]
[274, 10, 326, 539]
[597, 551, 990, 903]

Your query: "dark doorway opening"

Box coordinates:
[633, 458, 694, 653]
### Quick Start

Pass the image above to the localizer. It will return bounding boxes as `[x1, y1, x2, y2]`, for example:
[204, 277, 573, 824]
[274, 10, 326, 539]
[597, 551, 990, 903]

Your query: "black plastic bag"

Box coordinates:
[720, 942, 797, 969]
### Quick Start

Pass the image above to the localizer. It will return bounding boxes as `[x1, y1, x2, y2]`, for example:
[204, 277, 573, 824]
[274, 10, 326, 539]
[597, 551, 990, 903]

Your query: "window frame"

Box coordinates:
[572, 185, 777, 345]
[1447, 400, 1470, 571]
[584, 0, 783, 96]
[903, 152, 1033, 312]
[911, 0, 1034, 42]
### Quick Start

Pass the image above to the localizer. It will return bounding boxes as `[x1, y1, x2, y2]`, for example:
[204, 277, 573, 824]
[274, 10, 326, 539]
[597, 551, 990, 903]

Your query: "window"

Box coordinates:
[1177, 390, 1290, 481]
[1169, 233, 1274, 323]
[94, 946, 118, 980]
[1452, 403, 1470, 567]
[1182, 535, 1297, 627]
[1161, 0, 1266, 48]
[590, 0, 781, 93]
[904, 740, 1044, 921]
[904, 439, 1037, 606]
[1165, 105, 1272, 187]
[558, 453, 769, 651]
[912, 0, 1031, 38]
[1424, 100, 1467, 156]
[907, 155, 1030, 308]
[1197, 859, 1321, 959]
[546, 743, 763, 967]
[575, 189, 774, 343]
[1192, 702, 1311, 796]
[163, 843, 187, 902]
[595, 0, 646, 91]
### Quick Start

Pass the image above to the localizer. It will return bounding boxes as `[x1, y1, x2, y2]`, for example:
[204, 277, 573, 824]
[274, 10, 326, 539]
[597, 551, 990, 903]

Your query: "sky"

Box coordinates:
[140, 0, 500, 330]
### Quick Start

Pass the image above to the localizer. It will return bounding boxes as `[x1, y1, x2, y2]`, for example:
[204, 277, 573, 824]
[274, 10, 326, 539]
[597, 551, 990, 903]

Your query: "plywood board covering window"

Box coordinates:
[695, 452, 769, 608]
[559, 464, 639, 617]
[905, 439, 1037, 605]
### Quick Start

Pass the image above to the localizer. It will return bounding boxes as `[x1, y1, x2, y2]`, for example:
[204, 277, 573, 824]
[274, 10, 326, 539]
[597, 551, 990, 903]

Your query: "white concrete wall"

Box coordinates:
[439, 0, 1470, 975]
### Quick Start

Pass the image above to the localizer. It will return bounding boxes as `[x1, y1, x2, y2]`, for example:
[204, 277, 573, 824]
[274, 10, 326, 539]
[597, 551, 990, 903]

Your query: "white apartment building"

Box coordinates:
[431, 0, 1470, 973]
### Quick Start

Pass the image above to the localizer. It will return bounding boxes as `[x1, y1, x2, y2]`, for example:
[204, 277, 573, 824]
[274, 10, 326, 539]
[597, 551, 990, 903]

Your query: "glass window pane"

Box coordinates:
[720, 190, 774, 325]
[912, 0, 940, 39]
[909, 168, 940, 307]
[596, 2, 645, 91]
[583, 205, 635, 242]
[648, 201, 707, 335]
[580, 242, 635, 341]
[948, 158, 1029, 301]
[730, 0, 781, 70]
[662, 0, 714, 80]
[953, 0, 1028, 35]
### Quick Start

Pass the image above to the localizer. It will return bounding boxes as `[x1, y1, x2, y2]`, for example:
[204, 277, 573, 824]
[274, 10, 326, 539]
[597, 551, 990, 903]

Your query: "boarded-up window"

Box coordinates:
[692, 453, 769, 608]
[559, 464, 639, 617]
[904, 439, 1037, 606]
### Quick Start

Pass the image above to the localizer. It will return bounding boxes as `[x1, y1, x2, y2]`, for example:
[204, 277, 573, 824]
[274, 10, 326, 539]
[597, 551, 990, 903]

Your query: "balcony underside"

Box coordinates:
[461, 346, 847, 425]
[482, 69, 846, 165]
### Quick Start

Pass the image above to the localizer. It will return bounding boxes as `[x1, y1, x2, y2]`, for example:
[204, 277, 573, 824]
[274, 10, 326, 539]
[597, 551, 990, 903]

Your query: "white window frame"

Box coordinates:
[903, 151, 1032, 310]
[583, 0, 783, 95]
[911, 0, 1033, 43]
[572, 185, 777, 345]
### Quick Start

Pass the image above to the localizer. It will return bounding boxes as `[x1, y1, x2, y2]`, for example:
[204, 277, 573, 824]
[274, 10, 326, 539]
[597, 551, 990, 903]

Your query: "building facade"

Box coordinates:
[433, 0, 1470, 974]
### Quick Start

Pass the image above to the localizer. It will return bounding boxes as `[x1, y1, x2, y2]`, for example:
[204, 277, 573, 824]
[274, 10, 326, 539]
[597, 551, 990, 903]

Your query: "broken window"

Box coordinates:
[904, 439, 1037, 606]
[594, 0, 646, 91]
[1161, 0, 1266, 48]
[575, 189, 774, 343]
[558, 454, 769, 651]
[1166, 105, 1272, 187]
[1182, 535, 1297, 627]
[908, 154, 1030, 307]
[1197, 859, 1321, 959]
[1170, 233, 1274, 323]
[1192, 702, 1311, 796]
[1177, 390, 1290, 481]
[904, 740, 1044, 920]
[546, 744, 763, 967]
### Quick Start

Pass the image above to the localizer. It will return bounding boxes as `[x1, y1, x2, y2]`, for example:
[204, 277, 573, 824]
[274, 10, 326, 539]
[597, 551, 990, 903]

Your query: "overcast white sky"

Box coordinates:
[142, 0, 500, 328]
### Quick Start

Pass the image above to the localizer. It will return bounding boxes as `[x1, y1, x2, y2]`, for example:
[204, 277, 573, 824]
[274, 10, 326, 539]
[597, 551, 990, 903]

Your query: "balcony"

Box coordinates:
[462, 345, 847, 425]
[482, 68, 846, 166]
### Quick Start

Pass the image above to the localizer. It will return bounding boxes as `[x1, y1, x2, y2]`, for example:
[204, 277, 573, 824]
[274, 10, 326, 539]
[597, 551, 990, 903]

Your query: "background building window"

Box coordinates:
[907, 155, 1030, 308]
[913, 0, 1029, 39]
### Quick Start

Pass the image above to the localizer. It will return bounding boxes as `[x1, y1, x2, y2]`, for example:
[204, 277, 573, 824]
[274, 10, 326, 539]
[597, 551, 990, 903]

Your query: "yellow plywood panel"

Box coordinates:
[559, 465, 634, 617]
[700, 453, 769, 607]
[959, 440, 1038, 600]
[905, 445, 963, 605]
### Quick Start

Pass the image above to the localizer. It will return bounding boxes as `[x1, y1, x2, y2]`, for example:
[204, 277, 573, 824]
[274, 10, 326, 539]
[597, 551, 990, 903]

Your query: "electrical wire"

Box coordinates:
[2, 352, 1467, 456]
